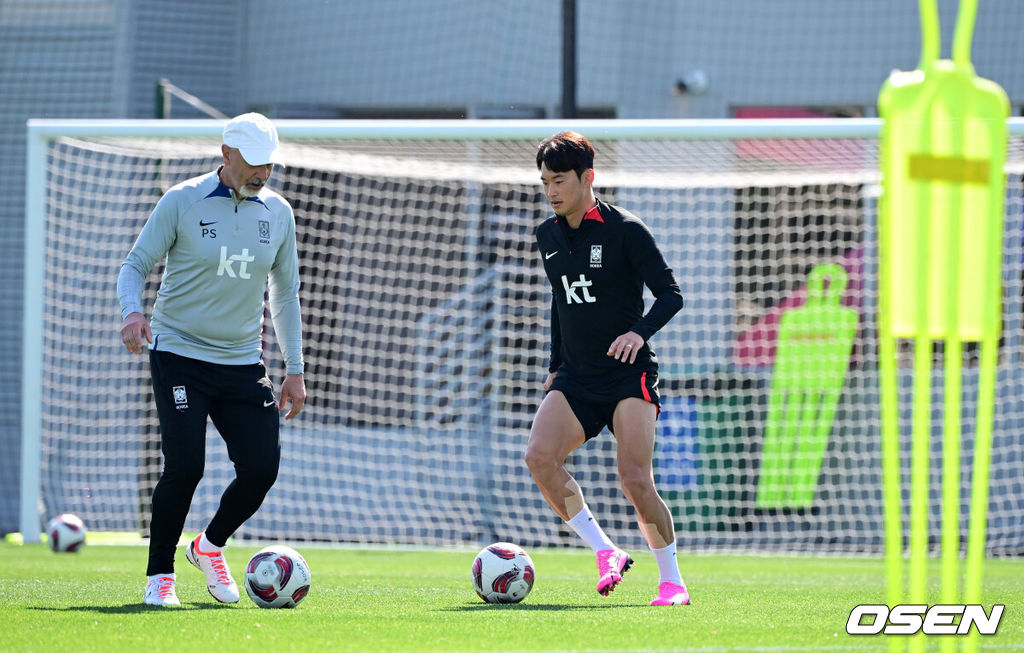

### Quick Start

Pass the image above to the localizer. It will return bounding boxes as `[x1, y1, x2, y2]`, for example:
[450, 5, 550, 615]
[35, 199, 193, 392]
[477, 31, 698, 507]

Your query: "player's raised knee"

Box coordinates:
[618, 468, 656, 503]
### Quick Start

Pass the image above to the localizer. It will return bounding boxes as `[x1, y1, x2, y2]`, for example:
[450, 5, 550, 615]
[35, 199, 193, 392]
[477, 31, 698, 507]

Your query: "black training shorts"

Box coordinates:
[548, 368, 660, 440]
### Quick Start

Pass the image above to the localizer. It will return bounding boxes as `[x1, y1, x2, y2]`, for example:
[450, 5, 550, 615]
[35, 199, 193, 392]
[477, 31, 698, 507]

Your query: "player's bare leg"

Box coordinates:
[525, 391, 586, 521]
[525, 391, 632, 595]
[612, 398, 673, 546]
[524, 391, 633, 595]
[612, 398, 689, 605]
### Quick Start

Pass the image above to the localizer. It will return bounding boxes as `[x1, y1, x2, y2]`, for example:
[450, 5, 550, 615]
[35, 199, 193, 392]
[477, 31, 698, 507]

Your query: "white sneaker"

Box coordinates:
[143, 574, 181, 606]
[185, 533, 239, 603]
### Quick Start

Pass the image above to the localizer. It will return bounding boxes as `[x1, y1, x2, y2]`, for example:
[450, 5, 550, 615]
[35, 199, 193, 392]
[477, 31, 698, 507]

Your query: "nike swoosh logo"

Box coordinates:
[545, 251, 558, 260]
[263, 400, 276, 408]
[199, 220, 217, 227]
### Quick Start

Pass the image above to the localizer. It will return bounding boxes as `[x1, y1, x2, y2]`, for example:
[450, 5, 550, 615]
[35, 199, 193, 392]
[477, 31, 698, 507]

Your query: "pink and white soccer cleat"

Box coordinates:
[185, 533, 239, 603]
[595, 548, 634, 596]
[143, 573, 181, 606]
[650, 580, 690, 606]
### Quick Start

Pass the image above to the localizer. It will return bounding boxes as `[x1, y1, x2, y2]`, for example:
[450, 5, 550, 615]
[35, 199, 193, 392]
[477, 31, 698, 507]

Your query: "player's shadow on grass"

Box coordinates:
[444, 603, 639, 611]
[29, 603, 232, 613]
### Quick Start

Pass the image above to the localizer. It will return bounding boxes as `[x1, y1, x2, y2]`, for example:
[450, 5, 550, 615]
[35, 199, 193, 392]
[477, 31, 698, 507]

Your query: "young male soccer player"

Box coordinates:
[118, 113, 307, 606]
[525, 131, 689, 605]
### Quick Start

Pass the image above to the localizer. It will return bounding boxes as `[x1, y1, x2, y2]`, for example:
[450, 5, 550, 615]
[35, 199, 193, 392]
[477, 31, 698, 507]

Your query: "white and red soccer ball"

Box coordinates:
[244, 545, 311, 608]
[46, 513, 86, 553]
[471, 542, 535, 604]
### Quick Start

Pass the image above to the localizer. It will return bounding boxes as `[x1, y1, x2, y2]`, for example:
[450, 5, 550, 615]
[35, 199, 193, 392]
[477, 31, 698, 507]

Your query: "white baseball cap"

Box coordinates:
[222, 112, 284, 166]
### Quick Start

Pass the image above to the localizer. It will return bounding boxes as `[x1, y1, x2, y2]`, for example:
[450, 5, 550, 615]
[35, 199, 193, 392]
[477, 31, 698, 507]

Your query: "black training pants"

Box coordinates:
[146, 349, 280, 576]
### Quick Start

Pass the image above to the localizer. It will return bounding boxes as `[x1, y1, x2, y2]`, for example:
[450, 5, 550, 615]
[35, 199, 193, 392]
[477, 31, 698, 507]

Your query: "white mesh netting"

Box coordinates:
[31, 122, 1024, 553]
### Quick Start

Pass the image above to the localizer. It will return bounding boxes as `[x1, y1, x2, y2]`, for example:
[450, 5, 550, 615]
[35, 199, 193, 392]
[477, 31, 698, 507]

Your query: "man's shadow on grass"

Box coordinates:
[444, 603, 642, 612]
[29, 603, 231, 613]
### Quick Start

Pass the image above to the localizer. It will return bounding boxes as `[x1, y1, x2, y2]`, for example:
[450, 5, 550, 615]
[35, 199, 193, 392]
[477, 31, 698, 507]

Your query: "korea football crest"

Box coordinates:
[258, 220, 271, 244]
[590, 245, 603, 268]
[172, 385, 189, 411]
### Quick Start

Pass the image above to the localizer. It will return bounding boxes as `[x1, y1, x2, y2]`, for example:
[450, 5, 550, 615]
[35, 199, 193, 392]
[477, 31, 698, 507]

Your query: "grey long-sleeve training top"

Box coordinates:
[118, 169, 304, 374]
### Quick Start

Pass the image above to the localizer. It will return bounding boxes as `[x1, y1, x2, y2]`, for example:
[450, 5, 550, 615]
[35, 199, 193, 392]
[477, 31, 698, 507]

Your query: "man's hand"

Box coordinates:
[278, 373, 307, 419]
[607, 331, 644, 364]
[542, 371, 558, 391]
[120, 312, 152, 354]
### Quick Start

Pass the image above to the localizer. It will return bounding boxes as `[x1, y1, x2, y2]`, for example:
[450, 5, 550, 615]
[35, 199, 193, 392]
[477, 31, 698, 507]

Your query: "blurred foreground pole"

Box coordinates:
[561, 0, 576, 119]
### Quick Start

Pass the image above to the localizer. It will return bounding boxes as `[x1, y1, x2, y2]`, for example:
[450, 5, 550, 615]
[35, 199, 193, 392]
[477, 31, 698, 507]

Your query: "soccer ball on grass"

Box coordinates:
[471, 542, 535, 604]
[46, 513, 86, 553]
[244, 545, 311, 608]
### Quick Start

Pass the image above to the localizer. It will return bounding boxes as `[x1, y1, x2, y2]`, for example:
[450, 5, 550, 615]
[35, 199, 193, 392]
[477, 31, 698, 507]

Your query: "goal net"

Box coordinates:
[22, 118, 1024, 553]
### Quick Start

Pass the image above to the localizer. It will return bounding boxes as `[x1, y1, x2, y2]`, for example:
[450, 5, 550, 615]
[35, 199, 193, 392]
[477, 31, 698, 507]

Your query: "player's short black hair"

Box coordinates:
[536, 131, 595, 178]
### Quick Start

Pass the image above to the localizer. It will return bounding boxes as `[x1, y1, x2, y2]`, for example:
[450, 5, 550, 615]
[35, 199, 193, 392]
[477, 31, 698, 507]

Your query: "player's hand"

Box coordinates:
[607, 331, 644, 364]
[120, 312, 152, 354]
[279, 373, 307, 419]
[542, 371, 557, 391]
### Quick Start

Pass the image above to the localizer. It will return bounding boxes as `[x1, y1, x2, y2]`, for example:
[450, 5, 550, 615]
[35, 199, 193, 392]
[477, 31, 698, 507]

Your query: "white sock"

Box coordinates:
[565, 505, 615, 553]
[650, 541, 683, 585]
[199, 531, 224, 551]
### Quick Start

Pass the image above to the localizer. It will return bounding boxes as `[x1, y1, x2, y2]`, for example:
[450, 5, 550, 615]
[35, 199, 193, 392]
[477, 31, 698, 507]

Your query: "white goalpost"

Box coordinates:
[21, 118, 1024, 554]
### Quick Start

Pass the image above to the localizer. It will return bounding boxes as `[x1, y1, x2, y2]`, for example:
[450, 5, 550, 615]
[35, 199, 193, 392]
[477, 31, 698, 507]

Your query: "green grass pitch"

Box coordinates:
[2, 541, 1022, 652]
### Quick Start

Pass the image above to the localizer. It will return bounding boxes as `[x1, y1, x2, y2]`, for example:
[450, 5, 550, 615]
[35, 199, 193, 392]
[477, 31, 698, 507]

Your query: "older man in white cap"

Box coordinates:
[117, 112, 306, 606]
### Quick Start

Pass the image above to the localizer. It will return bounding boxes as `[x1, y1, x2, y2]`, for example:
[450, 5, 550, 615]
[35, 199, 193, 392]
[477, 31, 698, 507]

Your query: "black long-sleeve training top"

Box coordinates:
[535, 200, 683, 382]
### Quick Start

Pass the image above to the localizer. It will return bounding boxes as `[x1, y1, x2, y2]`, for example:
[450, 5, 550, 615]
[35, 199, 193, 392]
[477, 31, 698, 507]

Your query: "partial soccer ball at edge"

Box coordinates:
[244, 544, 311, 608]
[46, 513, 87, 553]
[471, 542, 535, 604]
